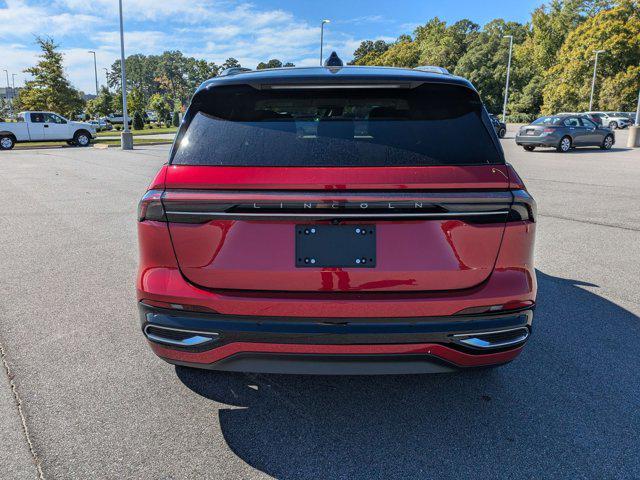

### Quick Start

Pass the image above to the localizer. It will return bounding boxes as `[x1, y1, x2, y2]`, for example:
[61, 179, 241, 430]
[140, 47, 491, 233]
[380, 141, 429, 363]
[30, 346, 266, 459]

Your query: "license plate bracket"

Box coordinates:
[295, 225, 376, 268]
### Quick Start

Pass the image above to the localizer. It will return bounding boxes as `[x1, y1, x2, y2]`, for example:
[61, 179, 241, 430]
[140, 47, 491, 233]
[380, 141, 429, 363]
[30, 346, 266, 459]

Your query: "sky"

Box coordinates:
[0, 0, 546, 94]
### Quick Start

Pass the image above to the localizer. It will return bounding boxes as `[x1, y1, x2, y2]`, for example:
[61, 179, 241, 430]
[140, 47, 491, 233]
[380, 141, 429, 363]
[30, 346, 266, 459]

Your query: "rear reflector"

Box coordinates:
[454, 300, 533, 316]
[140, 300, 217, 313]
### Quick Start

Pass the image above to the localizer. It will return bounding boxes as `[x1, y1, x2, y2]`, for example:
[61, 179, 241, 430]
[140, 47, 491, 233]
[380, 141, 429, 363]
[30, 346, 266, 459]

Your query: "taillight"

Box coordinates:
[137, 189, 166, 222]
[508, 189, 537, 222]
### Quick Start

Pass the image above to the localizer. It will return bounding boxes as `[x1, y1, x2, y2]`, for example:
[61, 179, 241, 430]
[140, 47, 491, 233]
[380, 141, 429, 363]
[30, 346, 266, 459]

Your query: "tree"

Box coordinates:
[350, 40, 390, 65]
[508, 0, 600, 116]
[542, 1, 640, 112]
[16, 37, 84, 118]
[86, 86, 114, 118]
[172, 111, 180, 127]
[453, 19, 528, 113]
[222, 58, 241, 70]
[127, 87, 146, 114]
[148, 93, 170, 123]
[132, 111, 145, 130]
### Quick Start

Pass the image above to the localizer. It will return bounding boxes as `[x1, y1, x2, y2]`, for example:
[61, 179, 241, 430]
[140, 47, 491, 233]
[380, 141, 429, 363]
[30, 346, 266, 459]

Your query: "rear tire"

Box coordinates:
[557, 136, 572, 152]
[0, 135, 15, 150]
[523, 145, 535, 151]
[609, 121, 618, 130]
[601, 134, 614, 150]
[498, 127, 506, 138]
[73, 130, 91, 147]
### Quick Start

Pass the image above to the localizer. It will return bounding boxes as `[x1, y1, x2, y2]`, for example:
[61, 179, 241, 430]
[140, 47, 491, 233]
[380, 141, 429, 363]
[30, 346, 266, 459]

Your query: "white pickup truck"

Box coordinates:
[0, 111, 96, 150]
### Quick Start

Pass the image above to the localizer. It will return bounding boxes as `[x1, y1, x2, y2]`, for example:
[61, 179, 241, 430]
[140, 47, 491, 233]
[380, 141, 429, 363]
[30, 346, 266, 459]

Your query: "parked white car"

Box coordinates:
[106, 112, 132, 125]
[585, 111, 631, 129]
[0, 111, 96, 150]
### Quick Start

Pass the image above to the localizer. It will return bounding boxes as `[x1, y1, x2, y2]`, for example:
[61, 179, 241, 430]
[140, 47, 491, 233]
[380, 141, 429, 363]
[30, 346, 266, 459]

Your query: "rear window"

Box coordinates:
[171, 83, 502, 167]
[532, 116, 562, 126]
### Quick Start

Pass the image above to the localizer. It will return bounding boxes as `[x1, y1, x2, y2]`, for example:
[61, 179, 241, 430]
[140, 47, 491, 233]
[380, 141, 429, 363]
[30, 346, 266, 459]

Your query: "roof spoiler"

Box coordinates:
[219, 67, 253, 77]
[414, 66, 451, 75]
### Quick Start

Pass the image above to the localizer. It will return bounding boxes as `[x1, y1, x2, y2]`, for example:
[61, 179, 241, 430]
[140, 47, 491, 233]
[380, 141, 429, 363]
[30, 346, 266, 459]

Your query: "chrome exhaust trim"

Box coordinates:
[143, 324, 219, 348]
[452, 327, 529, 350]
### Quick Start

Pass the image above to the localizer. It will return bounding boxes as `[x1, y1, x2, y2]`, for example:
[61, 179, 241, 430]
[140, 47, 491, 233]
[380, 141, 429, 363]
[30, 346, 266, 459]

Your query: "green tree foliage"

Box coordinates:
[351, 0, 638, 117]
[542, 1, 640, 112]
[454, 20, 528, 113]
[132, 111, 145, 130]
[148, 93, 170, 123]
[256, 59, 295, 69]
[85, 86, 113, 118]
[16, 37, 84, 117]
[350, 40, 390, 65]
[415, 18, 480, 71]
[108, 52, 222, 112]
[221, 58, 241, 70]
[172, 111, 180, 127]
[127, 87, 146, 114]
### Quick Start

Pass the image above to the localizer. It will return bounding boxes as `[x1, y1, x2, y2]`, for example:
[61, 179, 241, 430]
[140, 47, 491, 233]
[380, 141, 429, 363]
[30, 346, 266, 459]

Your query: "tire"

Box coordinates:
[609, 121, 618, 130]
[601, 134, 614, 150]
[557, 136, 572, 152]
[73, 130, 91, 147]
[523, 145, 535, 151]
[0, 135, 15, 150]
[498, 127, 506, 138]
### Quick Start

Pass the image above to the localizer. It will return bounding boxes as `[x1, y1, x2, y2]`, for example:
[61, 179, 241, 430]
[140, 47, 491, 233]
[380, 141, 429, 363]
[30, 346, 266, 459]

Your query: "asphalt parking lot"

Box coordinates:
[1, 127, 639, 479]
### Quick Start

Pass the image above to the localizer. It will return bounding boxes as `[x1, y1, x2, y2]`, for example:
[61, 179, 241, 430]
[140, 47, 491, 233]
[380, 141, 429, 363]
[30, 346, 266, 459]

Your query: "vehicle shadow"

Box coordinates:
[524, 146, 632, 154]
[176, 270, 640, 479]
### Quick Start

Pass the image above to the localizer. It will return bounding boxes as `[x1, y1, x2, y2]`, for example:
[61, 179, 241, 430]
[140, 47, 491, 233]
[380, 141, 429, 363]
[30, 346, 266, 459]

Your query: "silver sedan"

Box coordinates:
[516, 114, 614, 152]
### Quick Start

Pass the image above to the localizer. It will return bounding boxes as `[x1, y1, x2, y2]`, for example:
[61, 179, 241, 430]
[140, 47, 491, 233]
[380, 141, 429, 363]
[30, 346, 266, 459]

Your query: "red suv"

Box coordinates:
[137, 61, 536, 374]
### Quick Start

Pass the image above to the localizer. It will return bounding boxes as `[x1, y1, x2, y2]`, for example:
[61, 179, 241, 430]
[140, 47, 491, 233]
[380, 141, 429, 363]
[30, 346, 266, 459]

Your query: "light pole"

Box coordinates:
[320, 19, 330, 65]
[88, 50, 99, 97]
[118, 0, 133, 149]
[589, 49, 605, 111]
[501, 35, 513, 123]
[3, 69, 11, 115]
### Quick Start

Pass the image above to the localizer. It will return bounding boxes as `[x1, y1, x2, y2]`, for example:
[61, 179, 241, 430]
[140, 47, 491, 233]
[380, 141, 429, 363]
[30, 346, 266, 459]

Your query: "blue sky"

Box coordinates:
[0, 0, 546, 93]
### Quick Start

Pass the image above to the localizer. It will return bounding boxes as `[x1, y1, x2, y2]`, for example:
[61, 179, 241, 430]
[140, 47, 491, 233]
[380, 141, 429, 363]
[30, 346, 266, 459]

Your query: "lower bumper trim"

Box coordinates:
[149, 340, 523, 371]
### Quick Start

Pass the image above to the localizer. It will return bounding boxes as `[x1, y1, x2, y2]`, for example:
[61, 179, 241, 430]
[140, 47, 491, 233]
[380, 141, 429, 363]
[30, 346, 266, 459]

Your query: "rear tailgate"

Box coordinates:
[163, 165, 511, 292]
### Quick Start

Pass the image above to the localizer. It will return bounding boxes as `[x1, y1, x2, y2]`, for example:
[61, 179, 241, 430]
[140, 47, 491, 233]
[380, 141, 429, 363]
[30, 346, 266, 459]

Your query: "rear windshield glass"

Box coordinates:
[171, 83, 502, 167]
[532, 116, 562, 126]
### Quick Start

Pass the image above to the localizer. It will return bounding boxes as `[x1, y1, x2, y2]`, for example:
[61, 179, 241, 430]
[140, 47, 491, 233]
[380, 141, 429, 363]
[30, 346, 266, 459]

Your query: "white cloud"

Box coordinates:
[1, 0, 394, 92]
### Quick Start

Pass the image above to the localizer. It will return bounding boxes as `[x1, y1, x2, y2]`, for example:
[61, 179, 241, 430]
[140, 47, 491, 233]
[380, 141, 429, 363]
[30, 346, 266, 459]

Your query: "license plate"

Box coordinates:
[295, 225, 376, 268]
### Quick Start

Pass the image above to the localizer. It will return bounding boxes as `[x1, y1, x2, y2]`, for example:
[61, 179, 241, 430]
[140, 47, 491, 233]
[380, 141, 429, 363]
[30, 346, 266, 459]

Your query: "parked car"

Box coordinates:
[137, 59, 537, 375]
[516, 114, 614, 152]
[585, 111, 630, 129]
[88, 119, 113, 132]
[489, 113, 507, 138]
[146, 111, 158, 123]
[0, 111, 96, 150]
[106, 112, 132, 125]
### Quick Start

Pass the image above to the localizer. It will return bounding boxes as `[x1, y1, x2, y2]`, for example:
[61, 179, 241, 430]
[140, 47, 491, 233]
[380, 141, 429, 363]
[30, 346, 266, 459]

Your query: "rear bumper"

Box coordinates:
[515, 134, 559, 147]
[140, 303, 533, 374]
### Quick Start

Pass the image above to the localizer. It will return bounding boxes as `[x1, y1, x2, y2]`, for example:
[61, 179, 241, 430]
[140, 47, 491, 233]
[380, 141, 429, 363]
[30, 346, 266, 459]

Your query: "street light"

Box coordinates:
[501, 35, 513, 123]
[88, 50, 99, 97]
[320, 19, 330, 66]
[3, 69, 11, 116]
[118, 0, 133, 149]
[589, 49, 605, 111]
